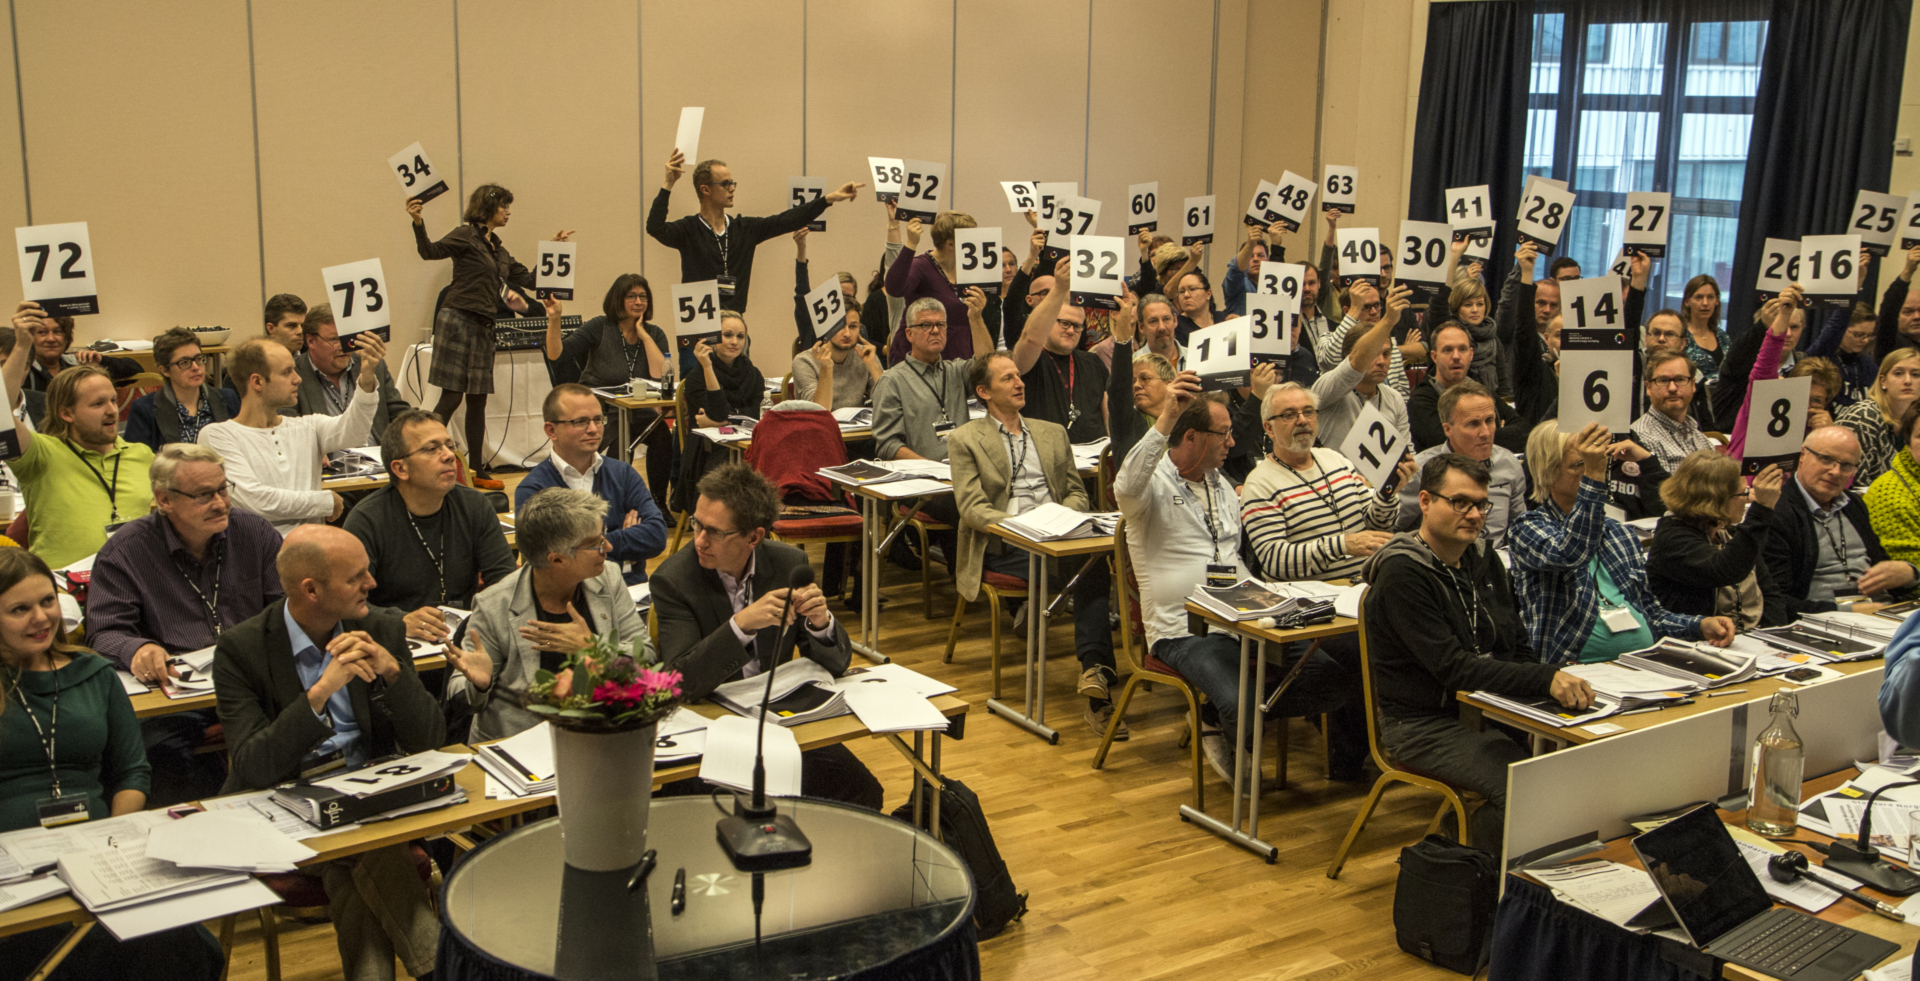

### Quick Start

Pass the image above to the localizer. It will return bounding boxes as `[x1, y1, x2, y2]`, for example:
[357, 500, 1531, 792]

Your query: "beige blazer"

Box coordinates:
[948, 414, 1089, 601]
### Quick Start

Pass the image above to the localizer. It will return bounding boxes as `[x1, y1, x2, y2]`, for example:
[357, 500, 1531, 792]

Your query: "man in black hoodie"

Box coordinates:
[1360, 453, 1594, 847]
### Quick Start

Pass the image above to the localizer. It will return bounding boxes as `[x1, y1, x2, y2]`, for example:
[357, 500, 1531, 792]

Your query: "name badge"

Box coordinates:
[36, 793, 88, 828]
[1600, 606, 1639, 633]
[934, 420, 956, 441]
[1205, 563, 1238, 589]
[103, 520, 128, 538]
[716, 275, 739, 296]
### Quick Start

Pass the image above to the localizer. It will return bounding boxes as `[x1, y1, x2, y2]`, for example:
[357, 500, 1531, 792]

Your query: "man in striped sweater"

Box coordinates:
[1240, 382, 1414, 781]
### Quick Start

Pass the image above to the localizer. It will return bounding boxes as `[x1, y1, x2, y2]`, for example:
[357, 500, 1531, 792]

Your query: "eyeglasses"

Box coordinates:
[688, 517, 747, 541]
[305, 333, 341, 347]
[164, 354, 210, 370]
[1803, 447, 1861, 474]
[1026, 289, 1051, 304]
[169, 482, 231, 506]
[1649, 376, 1693, 389]
[909, 320, 948, 331]
[569, 536, 612, 556]
[553, 415, 606, 430]
[1054, 319, 1084, 331]
[1269, 407, 1317, 423]
[624, 291, 649, 304]
[404, 438, 458, 459]
[1191, 428, 1232, 440]
[1439, 495, 1492, 515]
[703, 180, 739, 190]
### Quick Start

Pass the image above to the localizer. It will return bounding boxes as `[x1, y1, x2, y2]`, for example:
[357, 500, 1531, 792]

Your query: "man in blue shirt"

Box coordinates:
[515, 383, 667, 585]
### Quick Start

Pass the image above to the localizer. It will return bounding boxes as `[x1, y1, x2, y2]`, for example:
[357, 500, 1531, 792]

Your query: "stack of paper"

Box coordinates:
[203, 791, 353, 840]
[655, 706, 711, 765]
[711, 658, 850, 727]
[144, 811, 315, 873]
[699, 715, 801, 797]
[1801, 611, 1900, 643]
[0, 872, 68, 914]
[1562, 661, 1699, 699]
[159, 645, 216, 699]
[1751, 622, 1886, 662]
[115, 670, 150, 696]
[820, 461, 920, 485]
[1189, 579, 1335, 624]
[1530, 860, 1664, 929]
[836, 663, 958, 697]
[58, 843, 277, 939]
[1616, 638, 1757, 688]
[1071, 438, 1110, 471]
[475, 724, 558, 797]
[838, 678, 950, 733]
[629, 581, 653, 611]
[998, 503, 1119, 542]
[831, 406, 873, 426]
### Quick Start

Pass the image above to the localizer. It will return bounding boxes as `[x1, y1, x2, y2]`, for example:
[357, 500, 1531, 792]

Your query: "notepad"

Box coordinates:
[698, 715, 801, 797]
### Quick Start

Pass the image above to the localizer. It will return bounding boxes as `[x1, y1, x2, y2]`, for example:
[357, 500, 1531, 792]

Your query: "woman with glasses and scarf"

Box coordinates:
[125, 327, 238, 452]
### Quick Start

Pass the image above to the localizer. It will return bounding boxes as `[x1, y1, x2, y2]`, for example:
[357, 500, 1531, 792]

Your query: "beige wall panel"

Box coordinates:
[254, 0, 459, 353]
[18, 0, 257, 346]
[1209, 0, 1249, 283]
[0, 11, 25, 245]
[1316, 0, 1415, 247]
[1236, 0, 1322, 261]
[640, 0, 804, 377]
[459, 0, 642, 330]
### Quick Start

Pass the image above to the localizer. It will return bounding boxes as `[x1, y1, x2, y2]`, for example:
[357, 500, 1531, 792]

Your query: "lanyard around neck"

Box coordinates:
[64, 440, 122, 521]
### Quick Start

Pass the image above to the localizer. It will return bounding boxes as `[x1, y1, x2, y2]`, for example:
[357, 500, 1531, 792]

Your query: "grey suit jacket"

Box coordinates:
[948, 415, 1087, 601]
[212, 601, 444, 794]
[289, 353, 411, 444]
[652, 540, 850, 700]
[449, 563, 651, 742]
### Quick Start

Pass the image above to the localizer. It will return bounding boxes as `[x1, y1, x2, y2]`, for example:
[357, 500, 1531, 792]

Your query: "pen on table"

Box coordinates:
[626, 849, 657, 893]
[1619, 699, 1695, 717]
[671, 868, 686, 914]
[1705, 688, 1750, 698]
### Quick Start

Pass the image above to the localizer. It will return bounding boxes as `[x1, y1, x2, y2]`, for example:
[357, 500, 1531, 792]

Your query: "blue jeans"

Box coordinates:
[1153, 632, 1350, 743]
[984, 548, 1115, 681]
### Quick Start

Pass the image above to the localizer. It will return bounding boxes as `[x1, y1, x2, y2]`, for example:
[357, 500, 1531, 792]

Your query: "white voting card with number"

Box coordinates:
[387, 141, 447, 203]
[16, 222, 99, 317]
[1127, 182, 1160, 232]
[1446, 185, 1493, 236]
[321, 258, 391, 345]
[1623, 192, 1671, 257]
[1322, 165, 1358, 213]
[1337, 400, 1407, 491]
[534, 240, 576, 300]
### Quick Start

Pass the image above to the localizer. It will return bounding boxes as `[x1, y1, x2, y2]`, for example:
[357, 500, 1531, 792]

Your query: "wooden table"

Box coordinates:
[1514, 767, 1913, 980]
[128, 655, 449, 719]
[601, 393, 675, 468]
[321, 473, 389, 495]
[983, 526, 1116, 745]
[1182, 601, 1362, 862]
[1459, 657, 1887, 748]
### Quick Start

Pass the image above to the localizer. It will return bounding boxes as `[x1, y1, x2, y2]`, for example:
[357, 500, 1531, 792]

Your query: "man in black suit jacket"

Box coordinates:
[652, 463, 883, 810]
[212, 525, 441, 981]
[287, 307, 412, 448]
[1763, 427, 1917, 617]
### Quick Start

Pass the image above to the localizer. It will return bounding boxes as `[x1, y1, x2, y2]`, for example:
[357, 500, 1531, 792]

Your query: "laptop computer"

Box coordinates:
[1631, 803, 1898, 981]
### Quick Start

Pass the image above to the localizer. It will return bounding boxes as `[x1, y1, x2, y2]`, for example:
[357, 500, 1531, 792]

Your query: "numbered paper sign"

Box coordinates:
[1623, 192, 1671, 258]
[1463, 222, 1494, 266]
[1742, 375, 1812, 474]
[321, 258, 390, 348]
[867, 157, 904, 203]
[1046, 195, 1101, 252]
[16, 222, 98, 317]
[1337, 400, 1407, 491]
[1446, 185, 1493, 237]
[1608, 249, 1632, 279]
[1560, 276, 1627, 334]
[1396, 220, 1454, 302]
[1800, 234, 1861, 296]
[1901, 192, 1920, 250]
[1269, 170, 1317, 232]
[1755, 238, 1801, 300]
[1182, 195, 1216, 245]
[671, 280, 722, 352]
[954, 226, 1003, 296]
[1188, 319, 1250, 391]
[534, 240, 576, 300]
[1559, 342, 1635, 435]
[1127, 182, 1159, 234]
[1036, 182, 1077, 224]
[789, 177, 827, 232]
[896, 159, 946, 224]
[1516, 181, 1575, 252]
[1244, 294, 1294, 368]
[1256, 261, 1305, 308]
[673, 107, 704, 171]
[388, 141, 448, 204]
[1516, 176, 1570, 221]
[1068, 235, 1125, 310]
[1335, 228, 1382, 286]
[1001, 181, 1039, 215]
[1244, 179, 1281, 228]
[803, 277, 849, 341]
[1850, 190, 1904, 257]
[1323, 166, 1358, 215]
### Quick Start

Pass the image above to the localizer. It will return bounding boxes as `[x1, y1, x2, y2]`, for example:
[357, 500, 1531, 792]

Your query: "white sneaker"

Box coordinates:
[1201, 732, 1233, 784]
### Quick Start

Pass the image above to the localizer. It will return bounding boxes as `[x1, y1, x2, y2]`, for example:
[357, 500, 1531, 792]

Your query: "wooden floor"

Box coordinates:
[218, 474, 1461, 981]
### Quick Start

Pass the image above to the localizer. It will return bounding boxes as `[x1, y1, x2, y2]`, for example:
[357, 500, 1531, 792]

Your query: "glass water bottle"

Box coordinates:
[1748, 691, 1805, 837]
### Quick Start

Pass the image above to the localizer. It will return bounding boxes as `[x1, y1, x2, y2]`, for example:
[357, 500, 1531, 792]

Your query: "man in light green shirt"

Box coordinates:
[5, 302, 155, 568]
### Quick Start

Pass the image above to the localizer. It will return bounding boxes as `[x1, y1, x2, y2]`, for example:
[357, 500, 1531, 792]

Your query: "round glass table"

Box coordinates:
[437, 797, 977, 981]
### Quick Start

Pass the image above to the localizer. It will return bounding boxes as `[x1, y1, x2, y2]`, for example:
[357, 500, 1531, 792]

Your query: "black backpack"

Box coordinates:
[1394, 834, 1498, 974]
[892, 778, 1027, 939]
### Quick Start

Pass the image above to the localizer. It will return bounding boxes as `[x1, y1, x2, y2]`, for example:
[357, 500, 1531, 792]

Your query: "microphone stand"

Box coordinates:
[716, 568, 816, 871]
[1823, 779, 1920, 895]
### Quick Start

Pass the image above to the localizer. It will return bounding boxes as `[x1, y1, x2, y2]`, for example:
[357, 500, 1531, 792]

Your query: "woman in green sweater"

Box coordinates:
[1867, 401, 1920, 569]
[0, 548, 221, 980]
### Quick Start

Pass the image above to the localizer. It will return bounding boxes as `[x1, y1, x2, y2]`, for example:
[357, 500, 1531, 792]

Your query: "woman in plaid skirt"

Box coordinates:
[410, 183, 571, 488]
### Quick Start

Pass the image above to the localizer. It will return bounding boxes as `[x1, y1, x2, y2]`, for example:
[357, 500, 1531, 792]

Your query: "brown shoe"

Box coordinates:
[1086, 702, 1129, 741]
[1077, 667, 1111, 700]
[472, 473, 505, 490]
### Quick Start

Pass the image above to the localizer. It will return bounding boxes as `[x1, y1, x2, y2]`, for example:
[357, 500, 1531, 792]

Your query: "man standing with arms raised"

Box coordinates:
[199, 335, 387, 533]
[647, 149, 863, 312]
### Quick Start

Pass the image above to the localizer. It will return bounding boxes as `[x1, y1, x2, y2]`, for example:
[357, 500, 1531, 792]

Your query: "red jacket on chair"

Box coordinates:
[746, 408, 847, 503]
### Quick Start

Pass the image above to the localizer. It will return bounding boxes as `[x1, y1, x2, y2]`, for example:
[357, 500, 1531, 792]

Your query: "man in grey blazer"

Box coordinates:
[211, 524, 441, 981]
[949, 350, 1119, 738]
[652, 462, 884, 810]
[290, 304, 412, 446]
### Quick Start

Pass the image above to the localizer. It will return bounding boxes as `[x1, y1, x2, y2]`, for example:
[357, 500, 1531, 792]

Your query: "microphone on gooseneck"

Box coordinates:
[716, 564, 815, 872]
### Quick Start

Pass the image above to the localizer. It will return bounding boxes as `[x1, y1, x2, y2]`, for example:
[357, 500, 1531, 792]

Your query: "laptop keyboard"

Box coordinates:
[1721, 910, 1850, 976]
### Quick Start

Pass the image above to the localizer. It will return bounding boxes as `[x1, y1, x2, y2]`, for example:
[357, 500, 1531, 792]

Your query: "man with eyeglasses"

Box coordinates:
[199, 335, 389, 533]
[871, 296, 993, 562]
[1510, 421, 1733, 665]
[1638, 311, 1717, 428]
[86, 443, 282, 805]
[1763, 426, 1918, 615]
[1395, 380, 1529, 548]
[1631, 349, 1720, 478]
[1314, 267, 1413, 398]
[1312, 280, 1412, 452]
[345, 409, 515, 646]
[647, 149, 863, 312]
[290, 304, 410, 447]
[1012, 256, 1111, 443]
[1363, 453, 1596, 847]
[126, 327, 239, 452]
[515, 384, 666, 586]
[1115, 373, 1350, 788]
[652, 463, 883, 809]
[1409, 322, 1529, 454]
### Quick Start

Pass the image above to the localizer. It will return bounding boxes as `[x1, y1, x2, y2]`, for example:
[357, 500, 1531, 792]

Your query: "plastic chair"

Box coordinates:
[749, 407, 864, 586]
[1091, 515, 1205, 811]
[1325, 588, 1478, 879]
[942, 568, 1029, 700]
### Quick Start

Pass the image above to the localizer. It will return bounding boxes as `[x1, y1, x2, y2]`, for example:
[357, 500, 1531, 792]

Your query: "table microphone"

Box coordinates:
[1823, 779, 1920, 895]
[716, 565, 815, 872]
[1768, 851, 1905, 921]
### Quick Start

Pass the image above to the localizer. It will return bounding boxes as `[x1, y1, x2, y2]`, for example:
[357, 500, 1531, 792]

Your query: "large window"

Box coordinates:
[1525, 3, 1767, 311]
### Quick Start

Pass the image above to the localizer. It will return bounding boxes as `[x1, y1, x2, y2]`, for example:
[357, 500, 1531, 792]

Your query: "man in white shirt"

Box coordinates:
[1312, 281, 1412, 451]
[1396, 379, 1529, 548]
[1114, 369, 1349, 787]
[199, 336, 386, 533]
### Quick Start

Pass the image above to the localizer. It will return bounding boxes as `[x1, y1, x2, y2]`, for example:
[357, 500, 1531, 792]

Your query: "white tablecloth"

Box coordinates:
[398, 344, 554, 470]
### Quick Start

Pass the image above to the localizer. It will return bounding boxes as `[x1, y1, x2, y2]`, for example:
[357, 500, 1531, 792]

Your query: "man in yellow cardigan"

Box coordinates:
[949, 351, 1119, 737]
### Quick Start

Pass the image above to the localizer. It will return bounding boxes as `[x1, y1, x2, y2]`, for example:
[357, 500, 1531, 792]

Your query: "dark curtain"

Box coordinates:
[1726, 0, 1912, 336]
[1407, 3, 1534, 269]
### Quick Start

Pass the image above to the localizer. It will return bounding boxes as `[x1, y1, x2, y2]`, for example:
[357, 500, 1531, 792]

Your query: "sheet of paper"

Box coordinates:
[871, 478, 954, 499]
[114, 670, 149, 696]
[145, 811, 315, 873]
[0, 812, 166, 868]
[94, 877, 279, 941]
[839, 680, 950, 733]
[1735, 840, 1840, 912]
[699, 715, 801, 797]
[1865, 960, 1913, 981]
[58, 842, 243, 911]
[203, 791, 354, 841]
[673, 107, 703, 165]
[837, 663, 958, 697]
[0, 873, 69, 913]
[1531, 861, 1663, 928]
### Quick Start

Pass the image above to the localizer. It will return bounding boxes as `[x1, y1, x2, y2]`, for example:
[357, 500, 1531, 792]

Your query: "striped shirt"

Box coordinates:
[1240, 448, 1399, 581]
